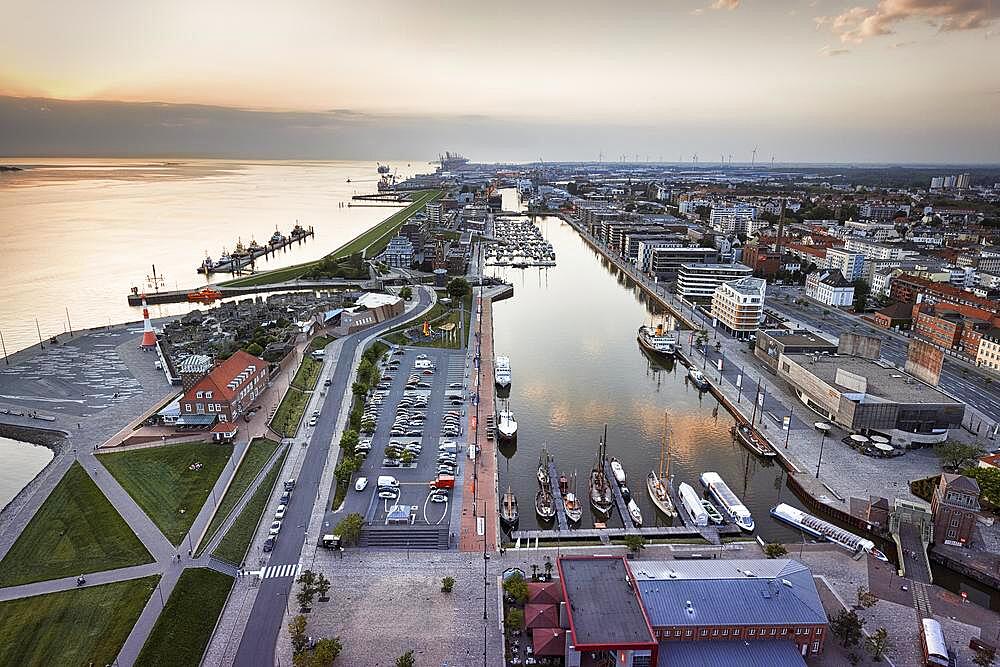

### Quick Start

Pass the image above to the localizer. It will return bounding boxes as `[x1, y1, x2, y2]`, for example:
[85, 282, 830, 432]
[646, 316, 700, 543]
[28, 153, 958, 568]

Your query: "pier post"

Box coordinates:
[0, 328, 7, 364]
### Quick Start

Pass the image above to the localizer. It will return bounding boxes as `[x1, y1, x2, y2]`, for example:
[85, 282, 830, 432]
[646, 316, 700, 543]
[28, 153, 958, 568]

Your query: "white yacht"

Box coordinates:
[700, 472, 754, 532]
[687, 367, 709, 391]
[496, 407, 517, 440]
[494, 355, 512, 388]
[678, 482, 708, 527]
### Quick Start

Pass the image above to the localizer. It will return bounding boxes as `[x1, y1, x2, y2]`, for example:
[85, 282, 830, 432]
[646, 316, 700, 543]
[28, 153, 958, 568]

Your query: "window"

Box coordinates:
[196, 391, 204, 399]
[815, 629, 823, 636]
[700, 629, 707, 637]
[721, 629, 728, 636]
[684, 630, 692, 637]
[711, 629, 718, 636]
[781, 628, 788, 635]
[206, 391, 213, 399]
[185, 404, 192, 413]
[207, 404, 215, 413]
[748, 629, 756, 636]
[733, 630, 740, 637]
[216, 404, 222, 412]
[811, 641, 820, 653]
[769, 628, 776, 636]
[219, 415, 227, 422]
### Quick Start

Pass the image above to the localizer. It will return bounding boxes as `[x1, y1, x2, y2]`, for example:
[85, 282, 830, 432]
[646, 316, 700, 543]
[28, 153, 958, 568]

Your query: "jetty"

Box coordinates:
[548, 460, 570, 532]
[511, 524, 740, 545]
[126, 277, 369, 306]
[200, 226, 315, 275]
[605, 459, 635, 530]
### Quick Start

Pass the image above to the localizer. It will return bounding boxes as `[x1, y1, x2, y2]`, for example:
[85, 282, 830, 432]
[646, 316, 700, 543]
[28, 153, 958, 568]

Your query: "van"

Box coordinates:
[438, 442, 458, 453]
[311, 350, 325, 360]
[321, 534, 341, 549]
[376, 475, 399, 489]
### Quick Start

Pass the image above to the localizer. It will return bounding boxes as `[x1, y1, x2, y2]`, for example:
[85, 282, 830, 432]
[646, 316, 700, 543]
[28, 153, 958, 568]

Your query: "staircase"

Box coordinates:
[359, 525, 451, 550]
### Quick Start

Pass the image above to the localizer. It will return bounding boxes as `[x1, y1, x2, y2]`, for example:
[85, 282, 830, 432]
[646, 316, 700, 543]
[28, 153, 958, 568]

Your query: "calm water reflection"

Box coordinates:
[490, 199, 805, 540]
[0, 437, 53, 509]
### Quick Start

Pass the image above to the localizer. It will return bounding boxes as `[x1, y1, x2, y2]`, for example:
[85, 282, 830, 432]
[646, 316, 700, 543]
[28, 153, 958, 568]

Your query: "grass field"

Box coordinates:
[271, 386, 308, 437]
[0, 575, 159, 666]
[197, 438, 280, 555]
[223, 190, 441, 288]
[290, 354, 323, 391]
[212, 447, 288, 565]
[0, 463, 152, 587]
[135, 568, 234, 667]
[308, 334, 334, 352]
[98, 441, 234, 546]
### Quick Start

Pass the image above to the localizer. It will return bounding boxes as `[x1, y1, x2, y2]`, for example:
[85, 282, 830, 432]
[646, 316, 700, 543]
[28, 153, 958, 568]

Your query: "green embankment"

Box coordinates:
[0, 463, 152, 587]
[135, 568, 234, 667]
[98, 441, 233, 546]
[0, 576, 159, 666]
[213, 447, 288, 565]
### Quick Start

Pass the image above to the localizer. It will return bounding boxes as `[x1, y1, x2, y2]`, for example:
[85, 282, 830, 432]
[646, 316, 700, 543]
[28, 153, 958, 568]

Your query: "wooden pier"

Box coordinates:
[548, 461, 570, 532]
[201, 226, 315, 275]
[511, 524, 740, 544]
[126, 277, 368, 306]
[605, 459, 635, 530]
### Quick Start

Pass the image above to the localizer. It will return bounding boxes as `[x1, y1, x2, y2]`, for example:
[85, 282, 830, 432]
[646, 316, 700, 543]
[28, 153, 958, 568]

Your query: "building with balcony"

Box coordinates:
[383, 235, 414, 268]
[675, 263, 752, 301]
[824, 248, 866, 282]
[711, 277, 765, 339]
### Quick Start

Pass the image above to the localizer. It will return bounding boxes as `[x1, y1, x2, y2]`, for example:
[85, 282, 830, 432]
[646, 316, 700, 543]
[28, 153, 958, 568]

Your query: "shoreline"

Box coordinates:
[0, 424, 68, 520]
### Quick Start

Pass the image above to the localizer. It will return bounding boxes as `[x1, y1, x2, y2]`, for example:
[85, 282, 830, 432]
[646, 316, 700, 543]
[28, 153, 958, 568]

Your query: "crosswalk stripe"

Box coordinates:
[260, 563, 300, 579]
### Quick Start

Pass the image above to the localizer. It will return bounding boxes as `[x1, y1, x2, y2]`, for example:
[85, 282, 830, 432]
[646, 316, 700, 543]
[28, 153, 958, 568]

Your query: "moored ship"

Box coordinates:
[494, 355, 512, 388]
[647, 413, 677, 518]
[678, 482, 708, 527]
[500, 487, 518, 528]
[496, 403, 517, 441]
[731, 423, 777, 459]
[687, 367, 710, 391]
[637, 323, 677, 357]
[770, 503, 889, 561]
[700, 471, 754, 532]
[535, 488, 556, 522]
[589, 428, 614, 518]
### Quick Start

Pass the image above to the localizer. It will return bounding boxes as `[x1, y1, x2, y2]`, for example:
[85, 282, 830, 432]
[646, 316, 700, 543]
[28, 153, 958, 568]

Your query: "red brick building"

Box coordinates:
[891, 274, 1000, 316]
[931, 474, 981, 548]
[179, 350, 268, 424]
[912, 303, 999, 358]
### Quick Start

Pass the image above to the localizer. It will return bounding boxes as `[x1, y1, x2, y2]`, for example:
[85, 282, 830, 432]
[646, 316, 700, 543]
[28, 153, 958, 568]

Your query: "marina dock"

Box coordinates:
[548, 461, 570, 532]
[511, 524, 740, 544]
[200, 226, 315, 275]
[605, 459, 635, 530]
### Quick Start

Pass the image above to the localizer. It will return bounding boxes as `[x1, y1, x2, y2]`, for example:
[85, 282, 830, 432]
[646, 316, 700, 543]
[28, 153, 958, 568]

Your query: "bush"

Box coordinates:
[335, 513, 364, 546]
[502, 573, 529, 604]
[441, 576, 455, 593]
[764, 543, 788, 559]
[505, 608, 525, 632]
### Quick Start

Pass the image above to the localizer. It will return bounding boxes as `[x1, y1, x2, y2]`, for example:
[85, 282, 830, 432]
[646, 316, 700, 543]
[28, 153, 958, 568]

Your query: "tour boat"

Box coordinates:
[731, 424, 777, 459]
[770, 503, 889, 562]
[500, 487, 518, 528]
[700, 499, 724, 525]
[637, 323, 677, 357]
[589, 430, 614, 518]
[700, 472, 755, 532]
[494, 355, 512, 388]
[647, 414, 677, 518]
[627, 498, 643, 527]
[687, 367, 710, 391]
[609, 457, 626, 485]
[678, 482, 709, 527]
[535, 488, 556, 522]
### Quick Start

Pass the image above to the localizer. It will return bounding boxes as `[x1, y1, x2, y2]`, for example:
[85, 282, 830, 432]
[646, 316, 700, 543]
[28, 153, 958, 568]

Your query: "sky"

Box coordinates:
[1, 0, 999, 163]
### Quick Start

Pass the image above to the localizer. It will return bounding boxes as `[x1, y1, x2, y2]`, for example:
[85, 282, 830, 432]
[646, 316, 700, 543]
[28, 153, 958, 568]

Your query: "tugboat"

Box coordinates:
[535, 487, 556, 522]
[500, 487, 518, 528]
[647, 413, 677, 518]
[198, 253, 216, 275]
[637, 323, 677, 357]
[687, 367, 710, 391]
[589, 426, 614, 518]
[290, 221, 307, 239]
[187, 286, 223, 303]
[269, 228, 286, 246]
[247, 238, 263, 254]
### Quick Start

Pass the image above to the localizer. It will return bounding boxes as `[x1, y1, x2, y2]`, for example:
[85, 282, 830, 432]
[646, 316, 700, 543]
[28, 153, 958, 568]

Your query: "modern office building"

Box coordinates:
[383, 235, 415, 268]
[754, 329, 838, 373]
[711, 277, 765, 339]
[648, 247, 720, 279]
[636, 237, 685, 273]
[825, 248, 866, 282]
[675, 263, 752, 301]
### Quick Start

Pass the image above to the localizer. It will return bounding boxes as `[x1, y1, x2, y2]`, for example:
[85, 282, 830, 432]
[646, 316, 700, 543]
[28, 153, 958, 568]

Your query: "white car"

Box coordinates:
[269, 520, 282, 535]
[354, 477, 368, 492]
[274, 504, 286, 520]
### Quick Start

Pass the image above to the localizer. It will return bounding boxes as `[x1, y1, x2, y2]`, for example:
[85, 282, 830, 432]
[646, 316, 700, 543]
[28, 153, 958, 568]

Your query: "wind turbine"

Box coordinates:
[751, 145, 759, 166]
[770, 154, 775, 169]
[691, 153, 698, 164]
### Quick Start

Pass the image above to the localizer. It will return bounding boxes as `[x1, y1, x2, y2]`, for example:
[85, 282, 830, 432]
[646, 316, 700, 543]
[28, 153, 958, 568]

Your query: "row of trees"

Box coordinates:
[288, 569, 338, 666]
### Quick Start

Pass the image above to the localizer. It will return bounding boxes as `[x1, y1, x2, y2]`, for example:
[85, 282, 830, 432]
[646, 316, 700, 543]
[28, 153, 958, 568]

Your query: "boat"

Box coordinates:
[647, 413, 677, 518]
[535, 488, 556, 522]
[231, 239, 248, 259]
[269, 229, 286, 246]
[537, 448, 551, 487]
[731, 424, 777, 458]
[687, 367, 710, 391]
[609, 457, 626, 485]
[620, 485, 631, 503]
[494, 355, 512, 388]
[678, 482, 709, 527]
[627, 498, 643, 527]
[500, 487, 518, 528]
[770, 503, 889, 562]
[589, 428, 614, 518]
[558, 473, 568, 496]
[564, 472, 583, 525]
[700, 472, 755, 532]
[187, 287, 223, 303]
[198, 254, 216, 275]
[637, 323, 677, 357]
[700, 499, 724, 525]
[497, 403, 517, 441]
[377, 163, 391, 174]
[290, 222, 307, 238]
[247, 238, 263, 254]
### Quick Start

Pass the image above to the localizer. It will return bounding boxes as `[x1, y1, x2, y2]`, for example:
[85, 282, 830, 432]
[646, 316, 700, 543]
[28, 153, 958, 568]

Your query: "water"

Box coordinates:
[490, 190, 806, 541]
[0, 437, 53, 509]
[0, 158, 416, 354]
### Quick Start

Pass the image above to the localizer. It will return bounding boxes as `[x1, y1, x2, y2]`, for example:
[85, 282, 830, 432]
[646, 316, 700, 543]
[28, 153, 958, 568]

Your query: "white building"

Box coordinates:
[976, 330, 1000, 372]
[678, 198, 712, 215]
[636, 238, 683, 273]
[711, 277, 766, 339]
[825, 248, 866, 283]
[709, 204, 760, 236]
[805, 269, 855, 307]
[675, 263, 753, 301]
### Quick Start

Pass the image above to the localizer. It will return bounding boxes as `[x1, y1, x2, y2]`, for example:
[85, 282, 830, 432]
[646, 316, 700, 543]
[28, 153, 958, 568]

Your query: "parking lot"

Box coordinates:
[341, 346, 468, 529]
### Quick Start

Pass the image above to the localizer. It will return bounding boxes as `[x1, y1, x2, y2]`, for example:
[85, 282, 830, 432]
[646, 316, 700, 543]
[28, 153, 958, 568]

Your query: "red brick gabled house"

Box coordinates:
[179, 350, 268, 424]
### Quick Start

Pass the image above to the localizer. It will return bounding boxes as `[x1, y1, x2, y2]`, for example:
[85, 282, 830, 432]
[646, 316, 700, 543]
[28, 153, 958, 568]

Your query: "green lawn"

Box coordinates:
[98, 441, 234, 546]
[135, 568, 234, 667]
[222, 190, 441, 288]
[290, 354, 323, 391]
[197, 438, 280, 555]
[0, 463, 152, 587]
[308, 334, 334, 352]
[272, 386, 308, 437]
[213, 448, 288, 566]
[0, 575, 159, 666]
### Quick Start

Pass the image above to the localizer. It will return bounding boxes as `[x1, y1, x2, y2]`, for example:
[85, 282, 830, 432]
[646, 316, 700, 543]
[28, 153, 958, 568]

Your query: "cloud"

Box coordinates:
[711, 0, 741, 8]
[819, 45, 852, 55]
[818, 0, 994, 43]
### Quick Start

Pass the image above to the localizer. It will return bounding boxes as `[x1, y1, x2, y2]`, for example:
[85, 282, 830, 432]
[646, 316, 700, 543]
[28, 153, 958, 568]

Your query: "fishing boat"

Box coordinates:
[564, 471, 583, 525]
[494, 355, 512, 388]
[770, 503, 889, 561]
[700, 499, 724, 525]
[732, 424, 777, 458]
[535, 488, 556, 522]
[187, 286, 223, 303]
[687, 367, 710, 391]
[637, 323, 677, 357]
[269, 228, 286, 246]
[627, 498, 643, 527]
[647, 413, 677, 518]
[537, 448, 551, 487]
[497, 402, 517, 441]
[589, 428, 614, 518]
[700, 472, 755, 532]
[290, 222, 307, 238]
[500, 487, 518, 528]
[198, 254, 216, 275]
[609, 457, 626, 485]
[678, 482, 709, 527]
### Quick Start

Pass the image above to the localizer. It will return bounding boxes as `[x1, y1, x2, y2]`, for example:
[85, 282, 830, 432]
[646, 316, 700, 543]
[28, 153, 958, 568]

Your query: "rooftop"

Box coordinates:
[658, 640, 807, 667]
[723, 276, 766, 296]
[632, 559, 826, 628]
[759, 329, 837, 349]
[558, 556, 656, 649]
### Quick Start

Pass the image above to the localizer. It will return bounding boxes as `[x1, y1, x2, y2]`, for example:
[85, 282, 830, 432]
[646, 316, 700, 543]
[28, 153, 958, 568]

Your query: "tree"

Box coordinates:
[400, 450, 415, 466]
[336, 513, 364, 546]
[624, 535, 645, 555]
[339, 429, 359, 457]
[852, 279, 871, 312]
[441, 576, 455, 593]
[311, 637, 343, 666]
[974, 646, 997, 667]
[334, 456, 360, 484]
[505, 608, 526, 632]
[399, 286, 413, 300]
[297, 570, 317, 609]
[856, 585, 878, 609]
[296, 587, 314, 610]
[963, 466, 1000, 509]
[446, 277, 470, 302]
[395, 650, 415, 667]
[830, 609, 865, 648]
[543, 558, 553, 578]
[764, 542, 788, 559]
[289, 615, 309, 655]
[865, 626, 893, 662]
[503, 573, 529, 604]
[245, 341, 265, 357]
[315, 573, 331, 601]
[934, 441, 984, 471]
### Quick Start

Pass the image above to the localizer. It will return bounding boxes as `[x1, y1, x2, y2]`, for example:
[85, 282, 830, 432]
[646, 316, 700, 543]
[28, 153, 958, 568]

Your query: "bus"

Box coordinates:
[919, 618, 949, 666]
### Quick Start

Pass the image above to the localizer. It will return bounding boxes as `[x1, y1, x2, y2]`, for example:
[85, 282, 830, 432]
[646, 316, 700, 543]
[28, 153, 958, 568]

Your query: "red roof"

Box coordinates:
[531, 628, 567, 657]
[786, 242, 827, 259]
[527, 581, 564, 605]
[525, 603, 559, 629]
[186, 350, 266, 402]
[212, 421, 238, 435]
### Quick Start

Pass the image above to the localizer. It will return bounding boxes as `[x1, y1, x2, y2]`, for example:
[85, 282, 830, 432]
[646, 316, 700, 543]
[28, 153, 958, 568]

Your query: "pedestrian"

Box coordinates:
[188, 549, 192, 557]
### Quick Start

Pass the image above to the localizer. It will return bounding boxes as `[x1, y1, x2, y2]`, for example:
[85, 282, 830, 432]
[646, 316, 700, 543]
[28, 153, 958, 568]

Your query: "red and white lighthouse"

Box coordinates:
[140, 294, 158, 348]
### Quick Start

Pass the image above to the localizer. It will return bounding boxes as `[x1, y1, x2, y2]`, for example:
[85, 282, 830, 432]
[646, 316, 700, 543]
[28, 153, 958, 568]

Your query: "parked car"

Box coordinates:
[269, 521, 282, 535]
[355, 477, 368, 492]
[263, 537, 276, 552]
[378, 489, 399, 500]
[274, 504, 286, 520]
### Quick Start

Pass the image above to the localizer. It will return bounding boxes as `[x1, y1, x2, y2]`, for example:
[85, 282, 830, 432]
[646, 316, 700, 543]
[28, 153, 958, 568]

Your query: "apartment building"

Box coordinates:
[675, 263, 752, 301]
[711, 277, 766, 339]
[709, 204, 760, 236]
[976, 329, 1000, 371]
[825, 248, 866, 282]
[805, 269, 854, 307]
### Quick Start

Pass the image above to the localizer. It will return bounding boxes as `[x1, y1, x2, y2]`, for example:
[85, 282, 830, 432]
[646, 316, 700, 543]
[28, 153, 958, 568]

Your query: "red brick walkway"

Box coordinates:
[459, 293, 497, 553]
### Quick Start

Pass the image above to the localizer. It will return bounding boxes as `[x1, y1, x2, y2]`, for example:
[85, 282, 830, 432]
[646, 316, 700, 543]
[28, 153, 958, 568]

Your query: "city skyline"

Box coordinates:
[1, 0, 999, 162]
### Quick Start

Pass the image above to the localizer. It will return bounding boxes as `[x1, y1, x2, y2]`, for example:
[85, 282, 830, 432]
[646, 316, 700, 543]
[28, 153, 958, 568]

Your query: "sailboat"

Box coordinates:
[500, 487, 518, 528]
[589, 426, 614, 518]
[537, 447, 551, 487]
[563, 471, 583, 525]
[647, 413, 677, 518]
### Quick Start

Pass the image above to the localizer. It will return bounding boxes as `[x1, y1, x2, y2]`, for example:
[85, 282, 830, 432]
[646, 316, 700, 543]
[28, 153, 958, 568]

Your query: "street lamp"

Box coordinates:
[815, 430, 828, 479]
